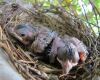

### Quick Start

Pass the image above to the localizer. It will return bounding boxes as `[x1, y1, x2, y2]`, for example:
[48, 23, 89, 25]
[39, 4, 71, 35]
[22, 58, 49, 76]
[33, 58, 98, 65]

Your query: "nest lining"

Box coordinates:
[0, 3, 100, 80]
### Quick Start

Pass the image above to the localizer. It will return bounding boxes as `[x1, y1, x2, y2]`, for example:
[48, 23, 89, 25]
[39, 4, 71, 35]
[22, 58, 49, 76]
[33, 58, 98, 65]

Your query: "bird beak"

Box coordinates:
[57, 58, 77, 75]
[79, 52, 87, 62]
[62, 60, 73, 74]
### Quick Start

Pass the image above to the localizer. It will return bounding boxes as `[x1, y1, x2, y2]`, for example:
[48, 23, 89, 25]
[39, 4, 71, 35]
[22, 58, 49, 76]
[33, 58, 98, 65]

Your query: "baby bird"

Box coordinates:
[7, 23, 57, 53]
[31, 27, 57, 53]
[6, 23, 37, 45]
[49, 36, 80, 75]
[57, 42, 80, 75]
[49, 35, 89, 75]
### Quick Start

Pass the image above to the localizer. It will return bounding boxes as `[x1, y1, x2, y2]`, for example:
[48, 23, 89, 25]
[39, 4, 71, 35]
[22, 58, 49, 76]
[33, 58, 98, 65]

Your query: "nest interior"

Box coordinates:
[0, 2, 100, 80]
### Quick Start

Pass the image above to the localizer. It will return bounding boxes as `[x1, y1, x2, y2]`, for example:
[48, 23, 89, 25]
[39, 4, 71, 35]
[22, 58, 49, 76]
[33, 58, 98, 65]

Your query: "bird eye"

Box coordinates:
[43, 38, 46, 41]
[20, 33, 26, 37]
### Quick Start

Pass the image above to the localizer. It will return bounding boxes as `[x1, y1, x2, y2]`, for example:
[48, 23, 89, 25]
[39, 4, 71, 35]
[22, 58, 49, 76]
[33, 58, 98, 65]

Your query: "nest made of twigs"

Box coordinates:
[0, 2, 100, 80]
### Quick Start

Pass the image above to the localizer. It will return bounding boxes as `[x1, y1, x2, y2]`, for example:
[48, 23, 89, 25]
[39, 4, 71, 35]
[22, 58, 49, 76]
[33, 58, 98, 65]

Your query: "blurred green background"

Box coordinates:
[0, 0, 100, 36]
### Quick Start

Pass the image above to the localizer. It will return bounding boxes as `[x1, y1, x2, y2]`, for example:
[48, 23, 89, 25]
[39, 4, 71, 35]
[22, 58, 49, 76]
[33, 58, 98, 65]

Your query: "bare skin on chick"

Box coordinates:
[31, 27, 57, 53]
[49, 36, 80, 75]
[57, 42, 80, 75]
[7, 23, 57, 53]
[49, 36, 65, 63]
[63, 35, 89, 62]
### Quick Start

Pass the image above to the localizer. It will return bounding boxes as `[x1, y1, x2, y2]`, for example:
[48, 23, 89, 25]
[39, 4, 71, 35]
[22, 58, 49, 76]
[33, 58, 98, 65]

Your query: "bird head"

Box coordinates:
[71, 37, 89, 62]
[57, 42, 80, 75]
[7, 23, 37, 45]
[63, 35, 89, 62]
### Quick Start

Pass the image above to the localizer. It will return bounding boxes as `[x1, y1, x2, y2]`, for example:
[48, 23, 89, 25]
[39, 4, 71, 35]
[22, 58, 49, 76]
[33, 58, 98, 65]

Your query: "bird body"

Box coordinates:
[63, 35, 89, 61]
[49, 36, 80, 74]
[31, 27, 57, 53]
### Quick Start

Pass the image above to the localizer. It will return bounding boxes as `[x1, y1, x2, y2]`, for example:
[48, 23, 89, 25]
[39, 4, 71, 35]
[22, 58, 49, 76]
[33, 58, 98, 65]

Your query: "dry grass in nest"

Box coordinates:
[0, 3, 100, 80]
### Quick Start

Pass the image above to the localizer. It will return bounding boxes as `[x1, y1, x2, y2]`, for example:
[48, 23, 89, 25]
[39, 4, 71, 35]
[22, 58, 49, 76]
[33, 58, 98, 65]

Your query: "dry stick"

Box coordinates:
[37, 61, 61, 74]
[27, 66, 49, 80]
[6, 38, 23, 59]
[0, 42, 10, 53]
[18, 46, 35, 61]
[0, 26, 3, 40]
[0, 42, 16, 62]
[15, 56, 37, 80]
[18, 60, 36, 64]
[18, 62, 46, 80]
[19, 64, 36, 80]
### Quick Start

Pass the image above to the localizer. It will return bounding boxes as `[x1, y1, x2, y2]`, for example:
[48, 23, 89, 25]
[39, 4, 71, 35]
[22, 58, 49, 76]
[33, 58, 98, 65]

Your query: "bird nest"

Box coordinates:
[0, 2, 100, 80]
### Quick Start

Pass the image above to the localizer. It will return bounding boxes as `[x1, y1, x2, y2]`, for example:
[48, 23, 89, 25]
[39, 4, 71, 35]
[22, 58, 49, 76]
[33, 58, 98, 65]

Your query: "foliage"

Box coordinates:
[22, 0, 100, 36]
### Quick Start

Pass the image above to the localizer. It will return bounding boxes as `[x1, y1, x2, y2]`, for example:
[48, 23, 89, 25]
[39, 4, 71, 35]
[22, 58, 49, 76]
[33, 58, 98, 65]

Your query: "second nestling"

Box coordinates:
[6, 23, 89, 75]
[49, 35, 89, 75]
